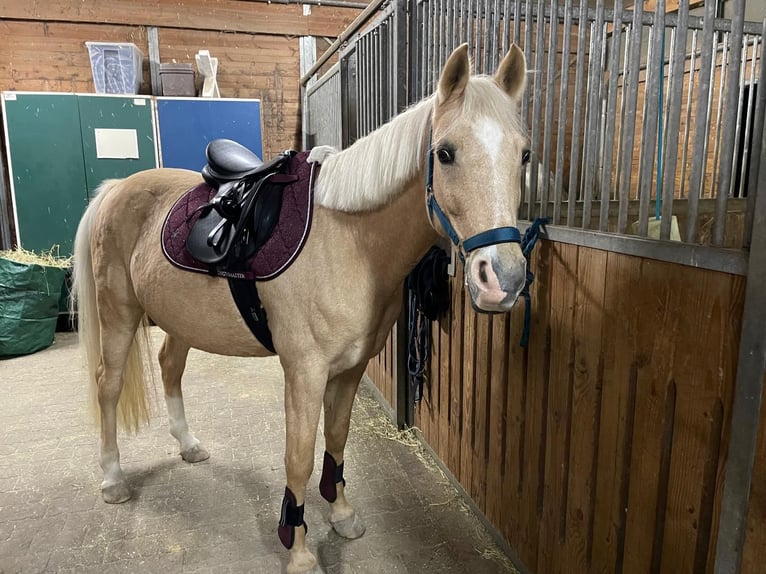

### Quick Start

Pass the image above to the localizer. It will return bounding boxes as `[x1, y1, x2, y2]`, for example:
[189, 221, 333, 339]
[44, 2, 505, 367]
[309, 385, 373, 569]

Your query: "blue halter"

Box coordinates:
[425, 136, 522, 262]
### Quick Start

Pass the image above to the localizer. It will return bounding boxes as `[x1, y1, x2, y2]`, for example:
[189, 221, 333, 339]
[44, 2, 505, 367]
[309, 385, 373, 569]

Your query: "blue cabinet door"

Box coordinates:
[156, 98, 263, 172]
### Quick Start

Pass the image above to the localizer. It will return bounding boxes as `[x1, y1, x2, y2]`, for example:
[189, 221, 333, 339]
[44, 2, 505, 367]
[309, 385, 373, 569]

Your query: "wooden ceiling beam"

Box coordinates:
[0, 0, 361, 38]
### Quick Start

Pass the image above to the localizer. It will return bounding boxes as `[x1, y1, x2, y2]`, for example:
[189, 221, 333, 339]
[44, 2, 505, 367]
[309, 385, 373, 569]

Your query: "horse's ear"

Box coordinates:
[437, 44, 470, 105]
[494, 44, 527, 100]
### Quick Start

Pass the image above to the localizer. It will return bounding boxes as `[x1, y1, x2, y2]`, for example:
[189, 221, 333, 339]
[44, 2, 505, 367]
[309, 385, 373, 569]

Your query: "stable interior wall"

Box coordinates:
[0, 0, 362, 246]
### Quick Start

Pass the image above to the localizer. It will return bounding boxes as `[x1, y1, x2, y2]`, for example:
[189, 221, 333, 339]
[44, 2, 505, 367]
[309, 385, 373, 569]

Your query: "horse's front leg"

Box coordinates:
[280, 362, 328, 574]
[320, 365, 367, 539]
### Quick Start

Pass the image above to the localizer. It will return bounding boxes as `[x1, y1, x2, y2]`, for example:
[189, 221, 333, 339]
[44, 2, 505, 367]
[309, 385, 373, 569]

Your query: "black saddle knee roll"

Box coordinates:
[319, 451, 346, 503]
[278, 486, 307, 549]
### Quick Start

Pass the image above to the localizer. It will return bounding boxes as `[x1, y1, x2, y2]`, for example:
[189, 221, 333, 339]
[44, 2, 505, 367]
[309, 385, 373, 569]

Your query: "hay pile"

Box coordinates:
[0, 246, 71, 268]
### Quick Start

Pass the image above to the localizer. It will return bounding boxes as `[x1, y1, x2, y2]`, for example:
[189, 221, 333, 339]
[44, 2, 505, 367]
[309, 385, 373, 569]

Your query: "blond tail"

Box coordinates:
[71, 179, 154, 433]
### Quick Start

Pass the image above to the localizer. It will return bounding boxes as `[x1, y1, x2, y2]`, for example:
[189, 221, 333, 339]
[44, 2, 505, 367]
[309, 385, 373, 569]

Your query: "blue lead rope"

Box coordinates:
[519, 217, 548, 348]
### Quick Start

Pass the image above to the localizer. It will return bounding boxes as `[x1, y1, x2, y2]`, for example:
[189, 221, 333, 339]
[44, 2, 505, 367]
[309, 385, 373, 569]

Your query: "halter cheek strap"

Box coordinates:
[425, 135, 522, 262]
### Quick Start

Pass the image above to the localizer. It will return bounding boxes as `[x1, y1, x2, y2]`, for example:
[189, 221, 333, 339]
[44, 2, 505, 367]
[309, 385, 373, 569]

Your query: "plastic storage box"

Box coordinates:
[86, 42, 143, 94]
[160, 63, 196, 96]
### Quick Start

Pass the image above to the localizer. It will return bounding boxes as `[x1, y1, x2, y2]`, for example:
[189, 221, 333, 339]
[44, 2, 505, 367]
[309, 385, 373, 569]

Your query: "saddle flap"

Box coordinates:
[186, 209, 234, 265]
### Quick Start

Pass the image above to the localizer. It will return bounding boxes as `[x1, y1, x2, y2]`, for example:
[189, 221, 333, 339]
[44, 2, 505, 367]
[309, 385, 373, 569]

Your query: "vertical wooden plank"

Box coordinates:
[707, 274, 746, 573]
[487, 313, 509, 529]
[421, 314, 437, 447]
[438, 306, 452, 466]
[536, 242, 578, 574]
[564, 247, 608, 573]
[659, 266, 738, 574]
[472, 312, 491, 513]
[388, 332, 395, 408]
[621, 258, 680, 574]
[518, 240, 553, 572]
[502, 301, 528, 551]
[591, 251, 643, 574]
[460, 291, 477, 492]
[448, 269, 465, 479]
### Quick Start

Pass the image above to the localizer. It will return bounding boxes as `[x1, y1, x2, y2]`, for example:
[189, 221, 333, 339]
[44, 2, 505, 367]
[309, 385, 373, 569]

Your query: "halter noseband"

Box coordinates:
[425, 134, 522, 262]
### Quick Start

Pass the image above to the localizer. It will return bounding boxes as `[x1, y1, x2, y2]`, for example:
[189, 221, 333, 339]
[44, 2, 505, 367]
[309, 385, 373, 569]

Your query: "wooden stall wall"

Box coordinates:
[0, 0, 360, 157]
[366, 331, 397, 418]
[414, 239, 751, 574]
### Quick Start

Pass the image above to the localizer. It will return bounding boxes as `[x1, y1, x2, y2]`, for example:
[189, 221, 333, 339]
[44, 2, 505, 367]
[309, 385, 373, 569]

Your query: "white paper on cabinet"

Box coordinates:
[94, 128, 139, 159]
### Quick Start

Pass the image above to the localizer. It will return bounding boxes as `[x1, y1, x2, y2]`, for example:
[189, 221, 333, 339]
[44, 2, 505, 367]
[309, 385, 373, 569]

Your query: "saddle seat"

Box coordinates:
[202, 138, 285, 184]
[187, 139, 296, 266]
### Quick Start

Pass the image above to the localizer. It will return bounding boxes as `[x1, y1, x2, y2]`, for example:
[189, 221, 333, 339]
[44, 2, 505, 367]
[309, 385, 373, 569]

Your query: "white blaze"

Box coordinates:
[474, 118, 503, 167]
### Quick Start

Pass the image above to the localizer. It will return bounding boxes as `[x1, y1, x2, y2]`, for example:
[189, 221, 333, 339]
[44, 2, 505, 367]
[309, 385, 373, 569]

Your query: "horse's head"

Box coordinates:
[428, 43, 529, 313]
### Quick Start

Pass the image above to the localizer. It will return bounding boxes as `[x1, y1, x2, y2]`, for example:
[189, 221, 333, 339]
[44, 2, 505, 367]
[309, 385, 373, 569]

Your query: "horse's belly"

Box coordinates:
[131, 234, 270, 358]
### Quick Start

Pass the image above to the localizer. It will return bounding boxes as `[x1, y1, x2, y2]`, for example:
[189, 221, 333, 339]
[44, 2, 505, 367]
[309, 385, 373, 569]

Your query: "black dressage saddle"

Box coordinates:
[187, 139, 296, 266]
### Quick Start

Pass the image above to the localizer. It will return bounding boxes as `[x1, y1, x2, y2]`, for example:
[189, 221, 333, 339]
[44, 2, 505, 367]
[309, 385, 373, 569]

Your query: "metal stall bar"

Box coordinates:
[713, 30, 766, 573]
[528, 0, 546, 217]
[478, 0, 485, 69]
[744, 31, 765, 249]
[736, 37, 758, 202]
[636, 1, 664, 237]
[686, 0, 717, 243]
[513, 0, 522, 43]
[711, 34, 729, 203]
[566, 0, 590, 227]
[581, 1, 605, 228]
[448, 0, 457, 57]
[553, 0, 574, 225]
[678, 29, 698, 204]
[713, 3, 745, 246]
[541, 0, 560, 220]
[617, 4, 643, 234]
[658, 1, 688, 240]
[599, 0, 624, 231]
[502, 0, 511, 53]
[522, 0, 534, 221]
[491, 0, 501, 69]
[381, 22, 390, 125]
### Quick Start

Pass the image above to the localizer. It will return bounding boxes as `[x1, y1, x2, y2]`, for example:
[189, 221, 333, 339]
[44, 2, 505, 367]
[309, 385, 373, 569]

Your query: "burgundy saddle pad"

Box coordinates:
[161, 151, 317, 281]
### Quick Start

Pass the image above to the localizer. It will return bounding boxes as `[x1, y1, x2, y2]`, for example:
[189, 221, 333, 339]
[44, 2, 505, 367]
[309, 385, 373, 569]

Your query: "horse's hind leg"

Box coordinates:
[320, 365, 366, 539]
[158, 334, 209, 463]
[97, 309, 144, 503]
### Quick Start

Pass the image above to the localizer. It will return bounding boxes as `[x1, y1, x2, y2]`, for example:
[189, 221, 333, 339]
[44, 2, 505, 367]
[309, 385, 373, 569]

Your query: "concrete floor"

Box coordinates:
[0, 328, 517, 574]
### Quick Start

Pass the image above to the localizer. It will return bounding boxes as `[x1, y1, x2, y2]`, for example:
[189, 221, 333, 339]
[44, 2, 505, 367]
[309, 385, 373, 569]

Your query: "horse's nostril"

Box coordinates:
[479, 260, 488, 284]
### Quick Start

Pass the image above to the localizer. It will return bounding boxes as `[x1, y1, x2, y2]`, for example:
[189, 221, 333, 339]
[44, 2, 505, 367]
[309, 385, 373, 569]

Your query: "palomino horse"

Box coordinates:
[72, 44, 530, 573]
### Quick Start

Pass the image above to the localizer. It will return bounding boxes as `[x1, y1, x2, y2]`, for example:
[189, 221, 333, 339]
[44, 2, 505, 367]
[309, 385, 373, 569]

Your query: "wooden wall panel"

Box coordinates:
[0, 1, 360, 159]
[0, 0, 360, 38]
[413, 240, 749, 574]
[366, 329, 396, 415]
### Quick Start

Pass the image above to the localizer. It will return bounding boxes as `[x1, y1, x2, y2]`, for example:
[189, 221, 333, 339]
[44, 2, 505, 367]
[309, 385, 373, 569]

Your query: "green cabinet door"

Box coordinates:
[2, 93, 88, 255]
[77, 95, 157, 198]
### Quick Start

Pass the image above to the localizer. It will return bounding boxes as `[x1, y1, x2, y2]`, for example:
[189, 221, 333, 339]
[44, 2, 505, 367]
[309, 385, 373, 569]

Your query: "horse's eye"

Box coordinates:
[522, 149, 531, 164]
[437, 148, 454, 164]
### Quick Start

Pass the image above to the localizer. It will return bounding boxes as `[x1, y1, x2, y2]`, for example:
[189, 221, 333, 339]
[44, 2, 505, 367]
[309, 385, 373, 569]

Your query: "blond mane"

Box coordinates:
[313, 75, 524, 212]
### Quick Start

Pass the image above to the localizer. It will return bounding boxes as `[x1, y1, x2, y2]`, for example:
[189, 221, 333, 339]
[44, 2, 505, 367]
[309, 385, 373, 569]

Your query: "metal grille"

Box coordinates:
[305, 0, 764, 248]
[305, 63, 343, 150]
[410, 0, 764, 247]
[355, 9, 398, 139]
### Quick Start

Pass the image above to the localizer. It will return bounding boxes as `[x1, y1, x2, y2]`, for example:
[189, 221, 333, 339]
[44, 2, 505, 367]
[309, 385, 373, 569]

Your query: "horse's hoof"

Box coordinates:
[181, 444, 210, 463]
[331, 513, 366, 539]
[101, 482, 132, 504]
[287, 561, 324, 574]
